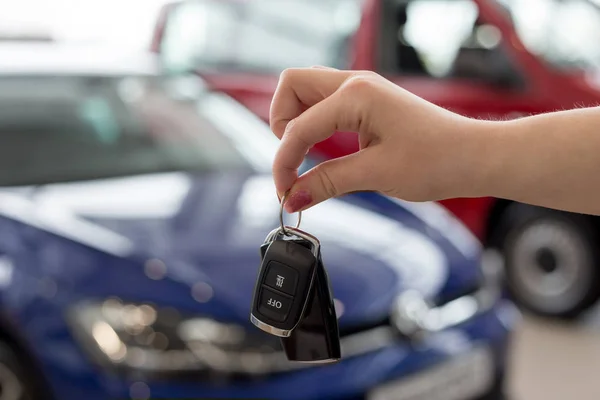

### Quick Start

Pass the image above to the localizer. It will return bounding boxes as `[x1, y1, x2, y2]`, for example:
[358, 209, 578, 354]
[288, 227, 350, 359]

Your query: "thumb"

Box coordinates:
[283, 149, 379, 213]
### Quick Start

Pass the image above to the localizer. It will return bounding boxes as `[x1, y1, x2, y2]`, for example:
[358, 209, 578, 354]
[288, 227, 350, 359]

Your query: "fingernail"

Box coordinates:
[284, 190, 312, 213]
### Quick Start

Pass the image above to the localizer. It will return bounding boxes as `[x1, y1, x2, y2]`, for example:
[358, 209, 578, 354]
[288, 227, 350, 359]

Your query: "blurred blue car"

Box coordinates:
[0, 44, 518, 400]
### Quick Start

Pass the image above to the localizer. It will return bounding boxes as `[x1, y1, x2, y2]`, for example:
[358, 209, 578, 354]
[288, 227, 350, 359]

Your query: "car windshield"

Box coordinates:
[0, 75, 254, 187]
[159, 0, 364, 74]
[497, 0, 600, 72]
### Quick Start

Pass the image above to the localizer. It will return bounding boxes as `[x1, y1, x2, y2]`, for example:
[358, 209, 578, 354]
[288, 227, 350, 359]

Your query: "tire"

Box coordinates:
[475, 370, 506, 400]
[493, 204, 600, 319]
[478, 383, 505, 400]
[0, 342, 38, 400]
[479, 388, 505, 400]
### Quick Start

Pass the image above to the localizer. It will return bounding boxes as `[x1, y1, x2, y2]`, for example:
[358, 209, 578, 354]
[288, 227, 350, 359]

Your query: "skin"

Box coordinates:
[270, 67, 600, 216]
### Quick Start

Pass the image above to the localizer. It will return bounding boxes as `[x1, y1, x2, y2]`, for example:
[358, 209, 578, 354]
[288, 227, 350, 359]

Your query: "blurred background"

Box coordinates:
[1, 1, 600, 400]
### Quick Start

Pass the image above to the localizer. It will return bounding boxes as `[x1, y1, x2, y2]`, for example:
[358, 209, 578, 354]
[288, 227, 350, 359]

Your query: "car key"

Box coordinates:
[250, 193, 341, 363]
[250, 226, 320, 337]
[280, 245, 341, 363]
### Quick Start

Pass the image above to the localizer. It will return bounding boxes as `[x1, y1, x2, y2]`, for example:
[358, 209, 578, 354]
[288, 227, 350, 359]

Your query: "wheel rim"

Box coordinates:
[0, 362, 23, 400]
[507, 219, 593, 314]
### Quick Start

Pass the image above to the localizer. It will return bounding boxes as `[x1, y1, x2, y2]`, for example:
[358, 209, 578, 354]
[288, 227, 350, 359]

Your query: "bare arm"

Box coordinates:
[475, 107, 600, 215]
[269, 67, 600, 216]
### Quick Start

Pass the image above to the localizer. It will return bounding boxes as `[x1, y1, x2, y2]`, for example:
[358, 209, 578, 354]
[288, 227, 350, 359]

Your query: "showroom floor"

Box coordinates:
[509, 306, 600, 400]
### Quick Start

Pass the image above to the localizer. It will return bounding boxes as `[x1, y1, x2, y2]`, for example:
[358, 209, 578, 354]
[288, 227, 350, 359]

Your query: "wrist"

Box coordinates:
[442, 116, 509, 199]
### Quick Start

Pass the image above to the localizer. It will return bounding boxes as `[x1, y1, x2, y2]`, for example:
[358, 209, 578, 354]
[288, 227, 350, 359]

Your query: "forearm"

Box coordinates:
[467, 107, 600, 215]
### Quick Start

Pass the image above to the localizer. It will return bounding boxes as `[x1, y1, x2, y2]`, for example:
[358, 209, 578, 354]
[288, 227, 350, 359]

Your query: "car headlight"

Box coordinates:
[67, 298, 300, 377]
[391, 250, 504, 339]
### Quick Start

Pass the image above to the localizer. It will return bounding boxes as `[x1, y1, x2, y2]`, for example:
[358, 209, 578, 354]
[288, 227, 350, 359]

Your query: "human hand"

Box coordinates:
[270, 68, 492, 213]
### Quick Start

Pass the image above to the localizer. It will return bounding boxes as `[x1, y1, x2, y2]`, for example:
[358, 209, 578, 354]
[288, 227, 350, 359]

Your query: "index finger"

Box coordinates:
[273, 86, 367, 196]
[270, 68, 353, 138]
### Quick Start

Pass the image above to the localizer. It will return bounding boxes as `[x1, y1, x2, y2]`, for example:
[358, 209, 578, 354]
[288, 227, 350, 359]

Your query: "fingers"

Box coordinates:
[272, 86, 368, 196]
[269, 68, 353, 139]
[283, 149, 380, 213]
[311, 65, 338, 70]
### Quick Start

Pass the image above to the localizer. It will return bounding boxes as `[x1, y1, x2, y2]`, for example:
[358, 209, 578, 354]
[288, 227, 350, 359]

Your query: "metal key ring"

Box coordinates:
[280, 190, 302, 236]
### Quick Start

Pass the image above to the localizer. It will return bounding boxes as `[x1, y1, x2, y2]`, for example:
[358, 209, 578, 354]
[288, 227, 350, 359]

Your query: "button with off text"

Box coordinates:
[258, 288, 292, 322]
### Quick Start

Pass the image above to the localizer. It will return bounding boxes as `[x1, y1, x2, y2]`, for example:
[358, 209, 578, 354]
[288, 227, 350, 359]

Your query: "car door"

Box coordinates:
[376, 0, 560, 120]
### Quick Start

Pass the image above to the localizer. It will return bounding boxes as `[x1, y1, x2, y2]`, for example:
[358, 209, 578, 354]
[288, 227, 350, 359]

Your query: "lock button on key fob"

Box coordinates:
[264, 262, 298, 295]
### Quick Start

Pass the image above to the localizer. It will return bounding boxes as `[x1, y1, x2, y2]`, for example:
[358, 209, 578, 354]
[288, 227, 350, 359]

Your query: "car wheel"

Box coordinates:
[495, 204, 600, 319]
[478, 385, 505, 400]
[0, 343, 37, 400]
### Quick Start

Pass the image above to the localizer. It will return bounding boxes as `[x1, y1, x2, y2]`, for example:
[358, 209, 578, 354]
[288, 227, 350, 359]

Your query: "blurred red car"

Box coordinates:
[151, 0, 600, 319]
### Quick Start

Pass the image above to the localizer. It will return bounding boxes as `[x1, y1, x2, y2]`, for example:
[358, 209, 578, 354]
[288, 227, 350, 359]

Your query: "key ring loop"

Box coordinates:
[280, 190, 302, 236]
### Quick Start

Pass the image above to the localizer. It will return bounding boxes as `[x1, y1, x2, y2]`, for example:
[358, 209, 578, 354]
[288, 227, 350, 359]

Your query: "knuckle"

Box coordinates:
[357, 70, 379, 79]
[314, 164, 339, 199]
[270, 118, 287, 137]
[281, 124, 312, 152]
[279, 68, 299, 83]
[290, 130, 312, 150]
[340, 74, 376, 96]
[283, 118, 296, 135]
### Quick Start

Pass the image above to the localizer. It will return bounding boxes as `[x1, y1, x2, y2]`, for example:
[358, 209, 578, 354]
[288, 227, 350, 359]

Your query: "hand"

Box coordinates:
[270, 67, 490, 213]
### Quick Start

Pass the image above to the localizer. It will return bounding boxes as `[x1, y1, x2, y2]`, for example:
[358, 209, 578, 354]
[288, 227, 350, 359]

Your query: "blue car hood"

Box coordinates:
[1, 171, 482, 326]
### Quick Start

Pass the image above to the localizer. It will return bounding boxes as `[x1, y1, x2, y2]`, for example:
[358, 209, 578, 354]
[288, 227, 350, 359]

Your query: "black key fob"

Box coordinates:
[250, 226, 341, 364]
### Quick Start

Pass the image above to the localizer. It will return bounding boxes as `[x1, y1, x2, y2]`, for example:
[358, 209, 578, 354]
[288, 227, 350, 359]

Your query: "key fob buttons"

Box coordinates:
[251, 238, 319, 335]
[258, 288, 293, 322]
[264, 261, 298, 296]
